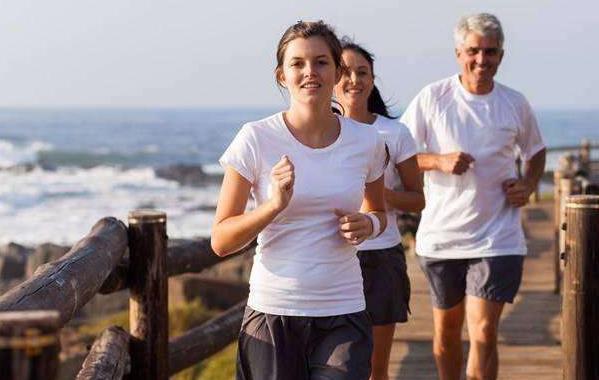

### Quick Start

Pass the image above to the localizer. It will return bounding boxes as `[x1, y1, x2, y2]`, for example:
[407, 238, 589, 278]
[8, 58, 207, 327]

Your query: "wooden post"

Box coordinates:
[128, 210, 168, 380]
[579, 139, 591, 174]
[0, 310, 60, 380]
[559, 177, 574, 291]
[562, 195, 599, 380]
[553, 170, 563, 294]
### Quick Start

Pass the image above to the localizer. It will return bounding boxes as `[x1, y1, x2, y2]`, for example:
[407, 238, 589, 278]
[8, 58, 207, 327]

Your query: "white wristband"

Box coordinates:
[365, 212, 381, 240]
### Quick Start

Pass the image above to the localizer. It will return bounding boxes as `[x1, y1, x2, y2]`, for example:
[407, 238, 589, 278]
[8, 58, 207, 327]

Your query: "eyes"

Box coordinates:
[289, 59, 330, 68]
[464, 47, 501, 57]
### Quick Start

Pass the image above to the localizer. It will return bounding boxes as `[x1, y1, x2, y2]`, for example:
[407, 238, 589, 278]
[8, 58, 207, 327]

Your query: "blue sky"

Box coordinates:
[0, 1, 597, 109]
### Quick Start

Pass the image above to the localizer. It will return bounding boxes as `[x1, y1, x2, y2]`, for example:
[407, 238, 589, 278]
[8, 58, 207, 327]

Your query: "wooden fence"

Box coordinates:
[0, 211, 254, 380]
[551, 140, 599, 380]
[0, 139, 597, 380]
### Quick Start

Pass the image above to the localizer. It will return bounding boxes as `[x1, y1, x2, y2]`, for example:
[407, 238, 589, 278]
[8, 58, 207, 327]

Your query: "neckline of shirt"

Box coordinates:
[276, 111, 344, 153]
[453, 74, 497, 102]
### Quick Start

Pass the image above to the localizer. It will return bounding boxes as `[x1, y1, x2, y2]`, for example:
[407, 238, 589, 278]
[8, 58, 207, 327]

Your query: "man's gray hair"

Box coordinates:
[454, 13, 504, 48]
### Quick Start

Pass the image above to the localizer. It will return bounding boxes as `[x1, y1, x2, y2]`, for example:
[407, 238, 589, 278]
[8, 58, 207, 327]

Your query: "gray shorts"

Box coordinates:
[357, 244, 411, 325]
[418, 255, 525, 309]
[237, 306, 372, 380]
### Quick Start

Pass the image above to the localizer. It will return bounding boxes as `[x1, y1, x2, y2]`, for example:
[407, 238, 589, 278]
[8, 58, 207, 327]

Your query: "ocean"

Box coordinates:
[1, 108, 597, 245]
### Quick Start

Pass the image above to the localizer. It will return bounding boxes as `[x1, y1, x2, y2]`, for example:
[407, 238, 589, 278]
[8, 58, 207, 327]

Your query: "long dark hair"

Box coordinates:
[340, 38, 397, 119]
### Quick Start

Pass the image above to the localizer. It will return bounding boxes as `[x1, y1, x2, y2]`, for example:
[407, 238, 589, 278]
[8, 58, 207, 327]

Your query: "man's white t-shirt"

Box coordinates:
[220, 112, 386, 316]
[400, 75, 545, 259]
[357, 115, 417, 251]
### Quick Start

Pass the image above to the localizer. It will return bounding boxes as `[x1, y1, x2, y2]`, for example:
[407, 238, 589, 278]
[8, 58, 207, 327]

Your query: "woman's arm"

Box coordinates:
[384, 156, 425, 212]
[211, 156, 295, 256]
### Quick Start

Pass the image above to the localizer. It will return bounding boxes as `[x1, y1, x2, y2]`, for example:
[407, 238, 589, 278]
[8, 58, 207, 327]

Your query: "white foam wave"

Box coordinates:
[0, 166, 218, 245]
[202, 163, 224, 175]
[0, 139, 53, 168]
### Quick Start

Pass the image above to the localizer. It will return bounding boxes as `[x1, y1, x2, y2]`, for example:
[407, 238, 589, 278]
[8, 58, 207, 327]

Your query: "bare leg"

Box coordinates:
[432, 301, 465, 380]
[465, 296, 504, 380]
[369, 324, 395, 380]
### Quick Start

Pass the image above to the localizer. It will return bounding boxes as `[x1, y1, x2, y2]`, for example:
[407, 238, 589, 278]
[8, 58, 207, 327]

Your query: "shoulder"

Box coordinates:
[421, 75, 457, 102]
[241, 112, 283, 134]
[406, 75, 457, 113]
[340, 116, 380, 147]
[493, 81, 535, 119]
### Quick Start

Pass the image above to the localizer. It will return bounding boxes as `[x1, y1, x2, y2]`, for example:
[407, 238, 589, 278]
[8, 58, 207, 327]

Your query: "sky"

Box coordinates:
[0, 1, 597, 110]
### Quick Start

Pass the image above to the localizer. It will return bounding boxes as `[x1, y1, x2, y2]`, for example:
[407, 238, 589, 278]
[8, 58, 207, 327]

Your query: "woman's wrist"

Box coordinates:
[364, 212, 381, 239]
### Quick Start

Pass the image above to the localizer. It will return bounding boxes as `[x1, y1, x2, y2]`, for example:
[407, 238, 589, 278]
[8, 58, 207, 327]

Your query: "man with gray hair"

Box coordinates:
[400, 13, 546, 380]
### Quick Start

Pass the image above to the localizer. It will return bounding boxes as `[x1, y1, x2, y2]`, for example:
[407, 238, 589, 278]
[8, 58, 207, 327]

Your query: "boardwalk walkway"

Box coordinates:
[390, 200, 562, 379]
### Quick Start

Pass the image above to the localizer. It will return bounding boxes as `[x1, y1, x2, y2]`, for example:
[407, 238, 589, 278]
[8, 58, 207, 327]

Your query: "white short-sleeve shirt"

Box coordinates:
[400, 75, 545, 259]
[357, 115, 417, 251]
[220, 112, 386, 316]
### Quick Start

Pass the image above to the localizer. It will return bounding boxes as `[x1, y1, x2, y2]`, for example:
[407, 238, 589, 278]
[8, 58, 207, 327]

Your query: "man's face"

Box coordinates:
[456, 32, 504, 87]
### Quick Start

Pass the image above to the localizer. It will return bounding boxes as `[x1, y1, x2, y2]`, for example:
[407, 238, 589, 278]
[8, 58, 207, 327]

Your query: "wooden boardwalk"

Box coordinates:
[390, 200, 562, 379]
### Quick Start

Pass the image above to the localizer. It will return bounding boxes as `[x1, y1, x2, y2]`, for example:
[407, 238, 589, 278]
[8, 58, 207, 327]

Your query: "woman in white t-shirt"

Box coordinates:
[211, 21, 388, 380]
[334, 39, 425, 380]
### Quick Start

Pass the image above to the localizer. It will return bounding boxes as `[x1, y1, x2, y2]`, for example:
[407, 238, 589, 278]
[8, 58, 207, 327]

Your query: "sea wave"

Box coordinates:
[0, 138, 53, 168]
[0, 165, 219, 245]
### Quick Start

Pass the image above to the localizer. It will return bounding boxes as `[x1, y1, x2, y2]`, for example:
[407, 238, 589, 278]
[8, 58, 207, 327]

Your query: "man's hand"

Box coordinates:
[502, 178, 534, 208]
[437, 152, 475, 175]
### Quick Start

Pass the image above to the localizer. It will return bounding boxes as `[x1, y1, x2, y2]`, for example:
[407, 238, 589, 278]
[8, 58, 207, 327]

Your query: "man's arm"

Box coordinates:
[502, 148, 546, 208]
[416, 152, 476, 174]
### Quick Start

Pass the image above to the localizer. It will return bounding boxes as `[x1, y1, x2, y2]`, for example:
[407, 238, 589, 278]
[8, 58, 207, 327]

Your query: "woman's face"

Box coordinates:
[334, 49, 374, 112]
[278, 37, 340, 107]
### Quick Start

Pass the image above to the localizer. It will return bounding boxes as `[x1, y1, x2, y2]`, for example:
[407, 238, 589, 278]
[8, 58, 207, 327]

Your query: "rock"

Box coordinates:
[26, 243, 70, 278]
[169, 274, 248, 309]
[154, 164, 221, 187]
[0, 243, 32, 281]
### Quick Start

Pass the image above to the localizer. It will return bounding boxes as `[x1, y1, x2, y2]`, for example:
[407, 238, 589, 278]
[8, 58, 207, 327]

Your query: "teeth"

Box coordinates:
[303, 83, 319, 88]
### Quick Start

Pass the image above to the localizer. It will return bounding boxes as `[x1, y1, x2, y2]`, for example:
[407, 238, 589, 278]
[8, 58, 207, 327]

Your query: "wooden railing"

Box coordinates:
[0, 211, 254, 380]
[551, 140, 599, 380]
[1, 139, 597, 380]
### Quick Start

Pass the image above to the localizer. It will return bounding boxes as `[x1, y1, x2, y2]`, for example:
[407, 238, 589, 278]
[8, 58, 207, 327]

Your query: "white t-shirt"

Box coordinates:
[219, 112, 386, 316]
[357, 115, 417, 251]
[400, 75, 545, 259]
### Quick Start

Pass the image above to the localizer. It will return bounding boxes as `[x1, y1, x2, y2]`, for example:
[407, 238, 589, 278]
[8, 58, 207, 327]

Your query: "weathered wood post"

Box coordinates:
[558, 177, 575, 294]
[553, 169, 563, 293]
[0, 310, 60, 380]
[562, 195, 599, 380]
[579, 139, 591, 174]
[128, 210, 168, 380]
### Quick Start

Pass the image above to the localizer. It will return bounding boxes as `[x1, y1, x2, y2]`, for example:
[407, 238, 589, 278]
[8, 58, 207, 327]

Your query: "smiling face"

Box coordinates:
[456, 32, 504, 93]
[334, 49, 374, 113]
[277, 36, 341, 107]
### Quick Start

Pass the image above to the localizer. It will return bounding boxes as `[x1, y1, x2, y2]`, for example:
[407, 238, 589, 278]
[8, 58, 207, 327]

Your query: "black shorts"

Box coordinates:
[236, 307, 373, 380]
[357, 244, 411, 325]
[418, 255, 525, 309]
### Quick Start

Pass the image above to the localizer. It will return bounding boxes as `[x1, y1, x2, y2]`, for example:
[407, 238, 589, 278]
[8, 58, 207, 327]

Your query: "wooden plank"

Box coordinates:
[0, 218, 128, 326]
[76, 326, 129, 380]
[0, 310, 61, 380]
[169, 300, 245, 376]
[390, 200, 562, 379]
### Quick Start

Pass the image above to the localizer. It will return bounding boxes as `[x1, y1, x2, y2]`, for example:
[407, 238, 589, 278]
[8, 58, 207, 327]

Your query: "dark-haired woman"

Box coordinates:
[334, 40, 424, 380]
[212, 21, 388, 380]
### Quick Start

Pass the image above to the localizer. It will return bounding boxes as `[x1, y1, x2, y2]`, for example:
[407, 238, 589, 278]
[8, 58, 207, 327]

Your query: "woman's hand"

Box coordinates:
[335, 209, 373, 245]
[268, 155, 295, 212]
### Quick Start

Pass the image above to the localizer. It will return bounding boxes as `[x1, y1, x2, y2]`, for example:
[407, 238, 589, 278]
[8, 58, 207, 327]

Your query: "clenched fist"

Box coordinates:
[269, 155, 295, 212]
[502, 178, 534, 208]
[438, 152, 475, 175]
[334, 209, 373, 246]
